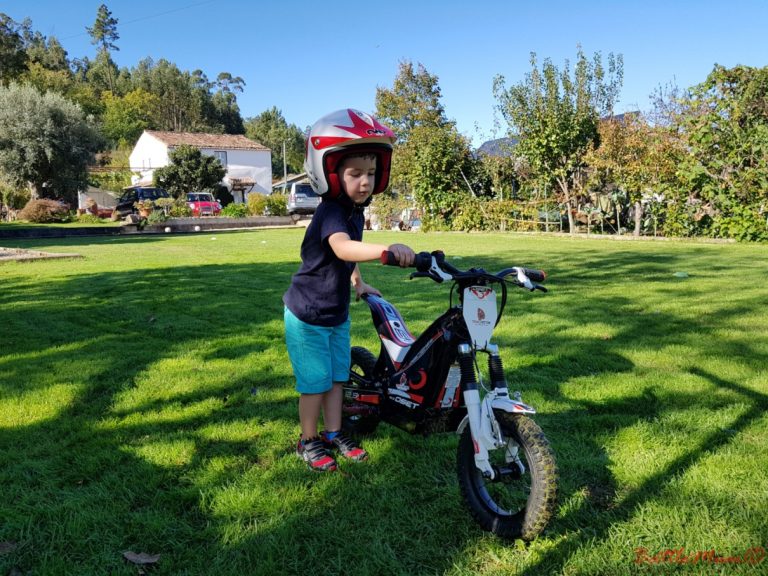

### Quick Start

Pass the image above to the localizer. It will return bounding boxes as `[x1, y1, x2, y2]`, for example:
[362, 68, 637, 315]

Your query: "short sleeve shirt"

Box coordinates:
[283, 199, 364, 326]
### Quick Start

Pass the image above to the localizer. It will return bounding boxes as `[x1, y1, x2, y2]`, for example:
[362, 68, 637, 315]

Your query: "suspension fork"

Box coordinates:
[458, 343, 498, 479]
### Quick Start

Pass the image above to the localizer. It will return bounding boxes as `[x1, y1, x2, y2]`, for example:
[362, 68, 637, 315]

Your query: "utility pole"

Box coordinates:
[282, 141, 287, 193]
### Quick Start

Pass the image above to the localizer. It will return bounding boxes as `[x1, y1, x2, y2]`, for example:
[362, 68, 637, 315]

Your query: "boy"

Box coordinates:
[283, 109, 415, 471]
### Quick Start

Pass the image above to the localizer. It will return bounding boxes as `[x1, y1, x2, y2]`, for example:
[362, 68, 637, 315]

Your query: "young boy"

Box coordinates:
[283, 109, 415, 471]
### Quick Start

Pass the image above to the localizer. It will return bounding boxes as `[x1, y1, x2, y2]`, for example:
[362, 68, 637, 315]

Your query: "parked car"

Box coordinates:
[186, 192, 222, 217]
[114, 186, 170, 218]
[287, 182, 321, 216]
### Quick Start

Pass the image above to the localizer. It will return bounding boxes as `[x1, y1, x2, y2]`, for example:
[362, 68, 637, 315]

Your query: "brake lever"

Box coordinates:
[409, 271, 445, 283]
[534, 284, 548, 293]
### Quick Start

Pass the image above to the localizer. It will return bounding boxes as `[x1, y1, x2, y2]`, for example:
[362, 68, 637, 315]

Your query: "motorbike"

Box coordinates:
[343, 250, 558, 540]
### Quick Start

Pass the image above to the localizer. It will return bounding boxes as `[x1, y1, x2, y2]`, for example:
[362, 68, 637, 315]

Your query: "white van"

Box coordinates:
[287, 182, 321, 216]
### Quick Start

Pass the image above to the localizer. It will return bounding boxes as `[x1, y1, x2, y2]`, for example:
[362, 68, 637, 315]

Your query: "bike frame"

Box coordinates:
[358, 257, 540, 479]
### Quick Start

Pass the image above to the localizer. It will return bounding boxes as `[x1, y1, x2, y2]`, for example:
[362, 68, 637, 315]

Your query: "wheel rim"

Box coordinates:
[473, 438, 532, 517]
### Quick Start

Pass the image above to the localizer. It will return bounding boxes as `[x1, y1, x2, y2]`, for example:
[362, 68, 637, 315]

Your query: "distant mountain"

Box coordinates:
[476, 137, 518, 157]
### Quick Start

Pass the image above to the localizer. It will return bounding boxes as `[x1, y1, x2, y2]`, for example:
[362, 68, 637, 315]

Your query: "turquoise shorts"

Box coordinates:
[284, 307, 351, 394]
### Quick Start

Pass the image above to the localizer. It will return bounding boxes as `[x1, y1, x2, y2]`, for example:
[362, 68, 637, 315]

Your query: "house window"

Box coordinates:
[213, 151, 228, 167]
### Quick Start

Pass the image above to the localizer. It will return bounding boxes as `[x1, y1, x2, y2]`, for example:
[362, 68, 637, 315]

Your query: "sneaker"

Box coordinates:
[297, 437, 337, 472]
[322, 430, 368, 462]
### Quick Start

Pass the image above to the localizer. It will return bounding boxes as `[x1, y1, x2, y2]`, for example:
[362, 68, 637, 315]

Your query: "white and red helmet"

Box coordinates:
[304, 108, 396, 198]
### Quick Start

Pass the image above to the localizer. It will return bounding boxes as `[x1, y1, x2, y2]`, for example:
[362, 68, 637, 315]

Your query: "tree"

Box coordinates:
[0, 14, 28, 84]
[375, 60, 449, 142]
[101, 88, 159, 146]
[86, 4, 119, 92]
[153, 144, 226, 198]
[375, 61, 475, 226]
[494, 48, 623, 233]
[244, 107, 304, 177]
[0, 83, 102, 204]
[675, 64, 768, 240]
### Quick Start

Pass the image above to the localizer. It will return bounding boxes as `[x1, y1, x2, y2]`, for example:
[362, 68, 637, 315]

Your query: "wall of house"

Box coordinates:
[218, 149, 272, 197]
[129, 133, 170, 171]
[128, 134, 272, 202]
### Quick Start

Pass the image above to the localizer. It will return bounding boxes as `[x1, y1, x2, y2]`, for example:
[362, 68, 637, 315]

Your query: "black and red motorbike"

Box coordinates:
[343, 250, 558, 540]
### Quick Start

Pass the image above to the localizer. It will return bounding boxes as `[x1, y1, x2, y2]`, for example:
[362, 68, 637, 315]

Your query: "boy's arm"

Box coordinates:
[351, 264, 381, 301]
[328, 232, 414, 267]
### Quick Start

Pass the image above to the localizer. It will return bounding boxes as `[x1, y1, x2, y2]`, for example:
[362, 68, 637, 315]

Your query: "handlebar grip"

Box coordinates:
[522, 268, 547, 283]
[380, 250, 398, 266]
[380, 250, 433, 271]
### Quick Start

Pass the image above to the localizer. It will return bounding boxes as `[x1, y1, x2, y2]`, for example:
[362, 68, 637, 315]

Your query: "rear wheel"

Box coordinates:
[457, 411, 558, 540]
[343, 346, 380, 434]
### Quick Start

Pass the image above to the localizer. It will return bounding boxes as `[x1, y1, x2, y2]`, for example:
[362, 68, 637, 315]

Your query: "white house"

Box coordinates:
[129, 130, 272, 203]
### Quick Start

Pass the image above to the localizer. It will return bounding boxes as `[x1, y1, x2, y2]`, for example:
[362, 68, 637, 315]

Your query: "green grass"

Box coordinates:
[1, 230, 766, 575]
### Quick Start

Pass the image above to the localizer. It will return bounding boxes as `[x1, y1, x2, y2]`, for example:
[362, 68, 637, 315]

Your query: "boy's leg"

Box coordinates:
[322, 318, 367, 461]
[299, 393, 324, 440]
[321, 383, 344, 432]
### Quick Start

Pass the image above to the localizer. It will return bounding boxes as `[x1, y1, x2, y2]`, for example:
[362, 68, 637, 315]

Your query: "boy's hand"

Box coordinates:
[387, 243, 415, 267]
[354, 280, 381, 301]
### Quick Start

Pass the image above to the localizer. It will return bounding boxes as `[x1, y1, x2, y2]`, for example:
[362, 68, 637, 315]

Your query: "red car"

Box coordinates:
[186, 192, 221, 217]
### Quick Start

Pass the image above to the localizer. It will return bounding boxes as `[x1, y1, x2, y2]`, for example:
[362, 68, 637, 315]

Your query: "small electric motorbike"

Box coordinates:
[343, 251, 558, 540]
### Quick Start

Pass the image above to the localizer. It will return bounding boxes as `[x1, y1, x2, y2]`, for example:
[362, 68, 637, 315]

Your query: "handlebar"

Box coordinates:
[380, 250, 547, 292]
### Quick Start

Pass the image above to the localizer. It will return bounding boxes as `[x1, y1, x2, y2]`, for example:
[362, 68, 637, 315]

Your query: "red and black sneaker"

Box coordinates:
[297, 437, 337, 472]
[322, 430, 368, 462]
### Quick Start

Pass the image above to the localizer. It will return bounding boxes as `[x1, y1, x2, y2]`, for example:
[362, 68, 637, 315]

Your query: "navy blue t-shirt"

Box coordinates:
[283, 199, 364, 327]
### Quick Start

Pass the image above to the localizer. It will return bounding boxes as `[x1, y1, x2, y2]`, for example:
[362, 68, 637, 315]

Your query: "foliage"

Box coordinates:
[247, 192, 268, 216]
[244, 107, 305, 177]
[0, 82, 103, 204]
[0, 181, 29, 211]
[0, 14, 28, 84]
[375, 61, 476, 226]
[674, 64, 768, 241]
[494, 48, 623, 233]
[220, 202, 248, 217]
[100, 88, 158, 146]
[375, 61, 449, 142]
[265, 193, 287, 216]
[88, 145, 134, 192]
[368, 191, 410, 230]
[17, 198, 70, 222]
[153, 144, 226, 199]
[76, 212, 104, 224]
[146, 208, 168, 224]
[168, 200, 193, 218]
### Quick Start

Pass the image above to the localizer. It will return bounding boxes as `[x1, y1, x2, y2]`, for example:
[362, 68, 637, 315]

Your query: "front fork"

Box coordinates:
[456, 342, 536, 479]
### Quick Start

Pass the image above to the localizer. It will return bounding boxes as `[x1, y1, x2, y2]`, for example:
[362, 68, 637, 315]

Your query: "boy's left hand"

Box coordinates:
[355, 281, 381, 301]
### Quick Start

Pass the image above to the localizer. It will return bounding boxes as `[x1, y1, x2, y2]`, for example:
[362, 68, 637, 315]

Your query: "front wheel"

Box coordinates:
[457, 412, 558, 540]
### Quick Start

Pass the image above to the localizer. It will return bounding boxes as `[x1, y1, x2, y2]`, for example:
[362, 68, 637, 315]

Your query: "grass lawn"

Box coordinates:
[1, 229, 766, 575]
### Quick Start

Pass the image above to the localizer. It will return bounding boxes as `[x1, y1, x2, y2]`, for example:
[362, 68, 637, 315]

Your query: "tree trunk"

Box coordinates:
[28, 182, 42, 200]
[633, 201, 643, 236]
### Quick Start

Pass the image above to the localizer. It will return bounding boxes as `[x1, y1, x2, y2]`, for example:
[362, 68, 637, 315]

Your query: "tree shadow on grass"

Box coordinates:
[1, 243, 766, 574]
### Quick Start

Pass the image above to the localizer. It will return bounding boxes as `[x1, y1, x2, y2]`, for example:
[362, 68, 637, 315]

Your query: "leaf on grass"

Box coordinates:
[0, 541, 18, 555]
[122, 551, 161, 565]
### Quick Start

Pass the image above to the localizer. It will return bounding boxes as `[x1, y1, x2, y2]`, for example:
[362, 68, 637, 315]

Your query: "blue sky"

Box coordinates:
[4, 0, 768, 146]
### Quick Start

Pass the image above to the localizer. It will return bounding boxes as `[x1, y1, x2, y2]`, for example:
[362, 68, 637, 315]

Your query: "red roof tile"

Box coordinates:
[145, 130, 270, 151]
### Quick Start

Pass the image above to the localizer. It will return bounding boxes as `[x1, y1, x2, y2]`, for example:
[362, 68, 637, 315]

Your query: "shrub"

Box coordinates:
[18, 199, 70, 223]
[76, 213, 103, 224]
[247, 193, 268, 216]
[265, 194, 287, 216]
[146, 209, 168, 224]
[168, 200, 192, 218]
[221, 203, 248, 218]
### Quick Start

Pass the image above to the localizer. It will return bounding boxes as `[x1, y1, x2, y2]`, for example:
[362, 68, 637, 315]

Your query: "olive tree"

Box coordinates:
[0, 82, 102, 204]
